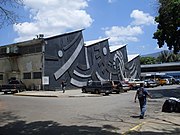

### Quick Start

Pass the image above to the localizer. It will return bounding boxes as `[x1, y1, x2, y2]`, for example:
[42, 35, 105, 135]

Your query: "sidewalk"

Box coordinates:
[14, 89, 103, 98]
[123, 113, 180, 135]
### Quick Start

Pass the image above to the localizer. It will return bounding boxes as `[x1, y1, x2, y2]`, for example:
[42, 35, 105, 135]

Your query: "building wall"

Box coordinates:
[43, 31, 138, 90]
[109, 46, 129, 80]
[126, 56, 141, 79]
[0, 57, 15, 84]
[18, 53, 42, 89]
[44, 30, 86, 90]
[85, 40, 111, 81]
[0, 53, 42, 89]
[0, 30, 141, 90]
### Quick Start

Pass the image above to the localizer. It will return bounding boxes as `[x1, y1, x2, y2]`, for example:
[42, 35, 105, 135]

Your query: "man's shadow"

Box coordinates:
[130, 115, 140, 118]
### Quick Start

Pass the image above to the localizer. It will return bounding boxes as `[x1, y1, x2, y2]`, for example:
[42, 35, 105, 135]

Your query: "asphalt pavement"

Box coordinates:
[3, 86, 180, 134]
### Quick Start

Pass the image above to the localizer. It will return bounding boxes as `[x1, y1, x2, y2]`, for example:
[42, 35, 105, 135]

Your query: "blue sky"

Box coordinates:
[0, 0, 167, 55]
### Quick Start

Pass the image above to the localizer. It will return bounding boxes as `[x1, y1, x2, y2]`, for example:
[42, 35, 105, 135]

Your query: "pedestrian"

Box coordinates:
[134, 83, 152, 119]
[61, 80, 66, 93]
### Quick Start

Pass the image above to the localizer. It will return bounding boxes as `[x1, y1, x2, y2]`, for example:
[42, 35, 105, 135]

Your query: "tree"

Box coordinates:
[0, 0, 23, 28]
[156, 50, 180, 63]
[153, 0, 180, 54]
[140, 56, 157, 65]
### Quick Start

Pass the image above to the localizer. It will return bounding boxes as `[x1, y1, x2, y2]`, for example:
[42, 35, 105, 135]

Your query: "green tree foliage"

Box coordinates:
[140, 56, 157, 65]
[153, 0, 180, 54]
[141, 51, 180, 65]
[156, 50, 180, 63]
[0, 0, 23, 28]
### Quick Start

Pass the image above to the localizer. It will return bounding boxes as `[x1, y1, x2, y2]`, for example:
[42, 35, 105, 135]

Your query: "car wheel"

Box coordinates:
[82, 88, 86, 93]
[116, 91, 120, 94]
[4, 91, 8, 94]
[95, 89, 100, 94]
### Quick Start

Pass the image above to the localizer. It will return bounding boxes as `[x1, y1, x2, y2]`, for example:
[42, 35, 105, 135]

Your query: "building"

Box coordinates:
[127, 54, 141, 79]
[0, 29, 141, 90]
[141, 62, 180, 79]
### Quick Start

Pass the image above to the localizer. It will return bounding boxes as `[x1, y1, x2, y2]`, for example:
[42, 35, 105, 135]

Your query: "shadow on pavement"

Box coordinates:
[130, 115, 140, 119]
[0, 120, 122, 135]
[0, 111, 121, 135]
[149, 89, 180, 99]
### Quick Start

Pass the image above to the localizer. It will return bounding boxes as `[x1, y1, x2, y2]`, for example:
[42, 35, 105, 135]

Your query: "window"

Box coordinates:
[23, 72, 31, 79]
[33, 72, 42, 79]
[0, 74, 3, 80]
[19, 44, 42, 54]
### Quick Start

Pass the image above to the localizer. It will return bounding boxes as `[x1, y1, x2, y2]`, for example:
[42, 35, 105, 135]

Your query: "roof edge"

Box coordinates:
[109, 44, 127, 53]
[128, 54, 139, 62]
[45, 29, 85, 40]
[84, 37, 110, 47]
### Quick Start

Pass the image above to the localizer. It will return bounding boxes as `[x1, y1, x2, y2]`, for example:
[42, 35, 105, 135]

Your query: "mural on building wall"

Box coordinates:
[127, 55, 140, 79]
[43, 30, 141, 90]
[64, 38, 128, 88]
[0, 29, 141, 90]
[109, 50, 126, 80]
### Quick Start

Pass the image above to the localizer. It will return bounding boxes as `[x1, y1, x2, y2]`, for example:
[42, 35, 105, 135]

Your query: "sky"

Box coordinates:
[0, 0, 168, 55]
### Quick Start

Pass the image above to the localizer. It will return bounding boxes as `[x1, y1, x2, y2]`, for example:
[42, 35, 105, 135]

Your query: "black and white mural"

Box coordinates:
[43, 30, 140, 90]
[126, 54, 141, 79]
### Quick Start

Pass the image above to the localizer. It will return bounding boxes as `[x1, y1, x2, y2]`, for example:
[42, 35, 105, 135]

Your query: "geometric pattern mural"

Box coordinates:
[43, 29, 140, 90]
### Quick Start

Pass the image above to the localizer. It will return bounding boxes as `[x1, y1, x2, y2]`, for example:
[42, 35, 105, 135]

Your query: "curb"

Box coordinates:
[68, 94, 103, 97]
[122, 122, 146, 135]
[14, 93, 59, 97]
[14, 93, 103, 98]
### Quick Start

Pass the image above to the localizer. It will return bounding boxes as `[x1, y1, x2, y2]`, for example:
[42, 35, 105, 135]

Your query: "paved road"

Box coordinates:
[0, 85, 180, 135]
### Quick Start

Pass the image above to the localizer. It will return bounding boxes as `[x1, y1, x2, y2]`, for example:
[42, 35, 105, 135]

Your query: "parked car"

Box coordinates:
[0, 85, 2, 92]
[174, 79, 180, 84]
[158, 75, 180, 85]
[162, 97, 180, 113]
[111, 80, 123, 94]
[1, 78, 26, 94]
[159, 78, 167, 86]
[82, 81, 112, 95]
[128, 79, 144, 89]
[121, 81, 131, 91]
[144, 79, 158, 88]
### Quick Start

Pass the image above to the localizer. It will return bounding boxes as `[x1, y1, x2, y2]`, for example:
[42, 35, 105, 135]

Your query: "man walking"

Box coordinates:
[134, 83, 152, 119]
[61, 80, 66, 93]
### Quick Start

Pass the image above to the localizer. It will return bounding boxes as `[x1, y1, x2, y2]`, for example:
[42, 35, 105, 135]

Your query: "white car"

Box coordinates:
[128, 79, 144, 89]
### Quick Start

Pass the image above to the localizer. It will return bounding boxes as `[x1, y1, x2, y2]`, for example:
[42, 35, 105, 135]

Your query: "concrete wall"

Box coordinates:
[44, 30, 85, 90]
[17, 53, 42, 89]
[43, 30, 138, 90]
[0, 53, 42, 89]
[109, 46, 129, 80]
[126, 56, 141, 79]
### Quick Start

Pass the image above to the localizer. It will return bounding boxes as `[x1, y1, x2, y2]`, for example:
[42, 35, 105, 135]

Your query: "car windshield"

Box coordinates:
[9, 81, 20, 84]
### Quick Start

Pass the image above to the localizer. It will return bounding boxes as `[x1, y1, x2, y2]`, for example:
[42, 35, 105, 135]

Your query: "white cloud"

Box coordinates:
[108, 0, 116, 3]
[103, 10, 155, 45]
[13, 0, 93, 42]
[130, 9, 155, 26]
[104, 25, 143, 45]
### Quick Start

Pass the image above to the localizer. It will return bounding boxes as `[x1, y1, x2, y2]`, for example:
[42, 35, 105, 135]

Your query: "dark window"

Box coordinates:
[19, 44, 42, 54]
[35, 45, 42, 52]
[29, 46, 36, 53]
[0, 47, 6, 54]
[0, 74, 3, 80]
[33, 72, 42, 79]
[23, 72, 31, 79]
